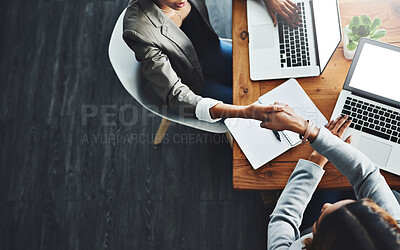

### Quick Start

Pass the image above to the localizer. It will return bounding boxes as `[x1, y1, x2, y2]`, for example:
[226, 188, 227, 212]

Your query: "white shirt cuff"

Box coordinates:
[195, 98, 223, 123]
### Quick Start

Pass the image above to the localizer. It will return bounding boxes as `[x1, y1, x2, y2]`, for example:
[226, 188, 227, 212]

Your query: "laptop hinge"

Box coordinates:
[351, 92, 400, 110]
[309, 0, 320, 72]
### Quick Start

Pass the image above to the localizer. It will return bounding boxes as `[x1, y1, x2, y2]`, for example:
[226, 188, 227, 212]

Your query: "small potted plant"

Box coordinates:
[343, 15, 386, 60]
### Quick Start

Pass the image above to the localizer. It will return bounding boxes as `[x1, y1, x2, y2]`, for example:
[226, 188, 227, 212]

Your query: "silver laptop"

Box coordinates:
[331, 38, 400, 176]
[247, 0, 341, 81]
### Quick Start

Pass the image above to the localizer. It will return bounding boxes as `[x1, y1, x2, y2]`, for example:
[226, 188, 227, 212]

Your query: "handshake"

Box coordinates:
[246, 102, 309, 136]
[249, 102, 353, 167]
[249, 102, 352, 140]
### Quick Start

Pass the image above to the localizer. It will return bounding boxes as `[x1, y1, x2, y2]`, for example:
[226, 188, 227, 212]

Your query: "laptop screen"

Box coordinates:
[347, 42, 400, 104]
[312, 0, 342, 73]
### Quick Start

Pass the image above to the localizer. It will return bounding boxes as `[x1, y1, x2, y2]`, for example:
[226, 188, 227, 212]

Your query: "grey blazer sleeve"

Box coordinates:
[311, 127, 400, 222]
[267, 160, 325, 250]
[123, 30, 202, 116]
[267, 128, 400, 249]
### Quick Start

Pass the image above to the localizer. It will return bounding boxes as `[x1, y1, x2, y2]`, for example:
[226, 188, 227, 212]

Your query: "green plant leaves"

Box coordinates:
[347, 41, 357, 51]
[357, 25, 368, 37]
[369, 37, 382, 41]
[348, 33, 359, 42]
[349, 16, 360, 29]
[370, 18, 382, 34]
[361, 15, 371, 26]
[343, 26, 358, 41]
[345, 15, 385, 43]
[371, 29, 386, 38]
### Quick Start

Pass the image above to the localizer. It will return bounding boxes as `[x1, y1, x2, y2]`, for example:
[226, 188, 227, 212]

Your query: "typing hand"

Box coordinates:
[264, 0, 301, 27]
[308, 115, 353, 168]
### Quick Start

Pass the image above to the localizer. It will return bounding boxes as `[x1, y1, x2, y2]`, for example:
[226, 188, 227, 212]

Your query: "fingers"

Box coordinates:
[344, 135, 353, 144]
[332, 115, 349, 134]
[277, 10, 294, 26]
[283, 2, 301, 25]
[325, 120, 333, 129]
[327, 115, 353, 139]
[273, 102, 292, 114]
[287, 0, 301, 14]
[260, 121, 266, 128]
[337, 119, 352, 138]
[268, 8, 277, 26]
[260, 121, 270, 129]
[327, 115, 343, 132]
[273, 102, 287, 107]
[260, 120, 284, 130]
[267, 0, 301, 27]
[331, 116, 343, 133]
[265, 104, 284, 113]
[326, 117, 339, 130]
[277, 1, 301, 27]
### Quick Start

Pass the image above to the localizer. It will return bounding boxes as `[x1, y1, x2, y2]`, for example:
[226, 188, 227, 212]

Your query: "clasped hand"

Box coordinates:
[258, 102, 353, 168]
[245, 102, 303, 132]
[257, 102, 307, 134]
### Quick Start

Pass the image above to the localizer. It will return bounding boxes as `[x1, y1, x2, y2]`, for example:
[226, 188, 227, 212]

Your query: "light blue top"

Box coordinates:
[267, 127, 400, 250]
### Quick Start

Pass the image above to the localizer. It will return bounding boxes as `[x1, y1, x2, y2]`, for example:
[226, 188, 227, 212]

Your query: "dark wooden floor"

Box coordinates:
[0, 0, 270, 249]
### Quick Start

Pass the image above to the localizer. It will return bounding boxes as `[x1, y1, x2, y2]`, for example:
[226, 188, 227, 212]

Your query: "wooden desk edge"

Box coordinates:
[233, 158, 400, 191]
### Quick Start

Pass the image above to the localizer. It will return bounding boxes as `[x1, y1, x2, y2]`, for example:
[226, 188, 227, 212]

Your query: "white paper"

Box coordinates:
[225, 78, 327, 169]
[258, 78, 327, 127]
[225, 118, 291, 169]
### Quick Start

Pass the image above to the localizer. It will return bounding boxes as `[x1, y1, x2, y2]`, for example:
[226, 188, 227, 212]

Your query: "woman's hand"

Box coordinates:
[260, 103, 307, 134]
[264, 0, 301, 27]
[308, 115, 353, 168]
[325, 115, 353, 143]
[245, 103, 284, 121]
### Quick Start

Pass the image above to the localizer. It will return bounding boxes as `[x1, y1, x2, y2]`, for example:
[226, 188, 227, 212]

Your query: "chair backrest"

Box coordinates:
[108, 9, 228, 133]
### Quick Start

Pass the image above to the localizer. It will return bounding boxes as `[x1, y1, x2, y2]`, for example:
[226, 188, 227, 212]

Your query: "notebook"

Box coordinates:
[225, 78, 327, 169]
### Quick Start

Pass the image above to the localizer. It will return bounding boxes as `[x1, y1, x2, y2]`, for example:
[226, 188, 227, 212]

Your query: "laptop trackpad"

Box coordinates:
[252, 24, 275, 49]
[357, 136, 392, 167]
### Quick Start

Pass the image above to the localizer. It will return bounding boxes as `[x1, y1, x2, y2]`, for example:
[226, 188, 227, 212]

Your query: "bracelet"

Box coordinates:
[301, 120, 316, 144]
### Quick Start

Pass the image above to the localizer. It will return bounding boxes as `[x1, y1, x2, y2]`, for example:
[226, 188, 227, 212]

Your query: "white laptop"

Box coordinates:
[247, 0, 342, 80]
[331, 38, 400, 176]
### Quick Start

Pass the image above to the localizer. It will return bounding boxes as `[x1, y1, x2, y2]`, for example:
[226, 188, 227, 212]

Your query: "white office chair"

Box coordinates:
[108, 9, 232, 145]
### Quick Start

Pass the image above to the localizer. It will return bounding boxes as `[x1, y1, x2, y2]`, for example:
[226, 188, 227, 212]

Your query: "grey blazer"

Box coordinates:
[123, 0, 219, 117]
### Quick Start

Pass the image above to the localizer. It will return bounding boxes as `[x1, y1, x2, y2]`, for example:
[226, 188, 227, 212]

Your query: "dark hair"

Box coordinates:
[303, 199, 400, 250]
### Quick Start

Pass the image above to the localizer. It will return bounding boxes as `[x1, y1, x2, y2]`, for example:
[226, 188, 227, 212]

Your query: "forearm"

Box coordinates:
[268, 160, 325, 249]
[288, 115, 400, 220]
[310, 127, 400, 220]
[261, 106, 400, 219]
[209, 103, 250, 119]
[210, 102, 284, 120]
[311, 127, 379, 187]
[289, 117, 320, 143]
[293, 120, 387, 193]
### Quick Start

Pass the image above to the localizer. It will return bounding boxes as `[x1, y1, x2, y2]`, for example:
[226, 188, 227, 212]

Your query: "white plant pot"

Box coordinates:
[343, 30, 357, 60]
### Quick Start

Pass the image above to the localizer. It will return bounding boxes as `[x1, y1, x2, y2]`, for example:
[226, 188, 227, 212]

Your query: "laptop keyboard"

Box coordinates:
[341, 96, 400, 144]
[278, 2, 311, 68]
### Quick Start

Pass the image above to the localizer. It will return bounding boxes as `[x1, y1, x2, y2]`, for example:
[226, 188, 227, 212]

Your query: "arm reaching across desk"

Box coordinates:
[263, 103, 400, 249]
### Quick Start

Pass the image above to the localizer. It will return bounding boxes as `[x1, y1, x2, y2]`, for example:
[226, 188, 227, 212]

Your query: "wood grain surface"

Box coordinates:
[232, 0, 400, 190]
[0, 0, 272, 249]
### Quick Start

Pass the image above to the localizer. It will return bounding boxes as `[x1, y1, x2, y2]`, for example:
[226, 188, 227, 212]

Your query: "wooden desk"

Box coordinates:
[232, 0, 400, 190]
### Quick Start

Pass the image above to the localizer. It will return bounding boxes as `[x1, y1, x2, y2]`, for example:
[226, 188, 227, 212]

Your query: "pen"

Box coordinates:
[273, 131, 281, 142]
